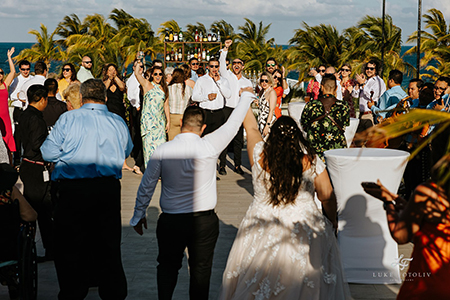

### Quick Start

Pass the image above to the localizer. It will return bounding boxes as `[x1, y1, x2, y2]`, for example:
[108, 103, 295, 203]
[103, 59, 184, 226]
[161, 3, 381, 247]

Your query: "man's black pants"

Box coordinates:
[54, 177, 127, 300]
[202, 108, 226, 167]
[156, 210, 219, 300]
[12, 107, 23, 166]
[19, 160, 53, 253]
[219, 106, 243, 168]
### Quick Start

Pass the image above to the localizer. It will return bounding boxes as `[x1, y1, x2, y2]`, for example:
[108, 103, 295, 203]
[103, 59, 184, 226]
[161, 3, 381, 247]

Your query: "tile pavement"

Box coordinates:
[1, 153, 412, 299]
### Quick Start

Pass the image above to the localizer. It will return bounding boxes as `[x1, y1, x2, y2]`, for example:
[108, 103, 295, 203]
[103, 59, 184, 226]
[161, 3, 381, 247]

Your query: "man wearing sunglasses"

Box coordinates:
[353, 59, 386, 126]
[427, 77, 450, 111]
[9, 60, 34, 166]
[192, 58, 231, 176]
[18, 61, 48, 109]
[265, 57, 290, 96]
[218, 40, 253, 175]
[77, 55, 94, 83]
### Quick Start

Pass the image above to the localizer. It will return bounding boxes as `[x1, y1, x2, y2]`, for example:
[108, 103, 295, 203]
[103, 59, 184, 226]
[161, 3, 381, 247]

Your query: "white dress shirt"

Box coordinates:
[77, 66, 94, 83]
[130, 91, 255, 225]
[315, 73, 343, 100]
[18, 75, 46, 108]
[9, 74, 34, 108]
[352, 75, 386, 114]
[126, 73, 141, 109]
[219, 50, 252, 108]
[192, 73, 231, 110]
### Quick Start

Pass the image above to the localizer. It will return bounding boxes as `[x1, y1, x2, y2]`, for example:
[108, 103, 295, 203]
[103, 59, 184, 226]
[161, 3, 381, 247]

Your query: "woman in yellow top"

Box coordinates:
[58, 63, 79, 101]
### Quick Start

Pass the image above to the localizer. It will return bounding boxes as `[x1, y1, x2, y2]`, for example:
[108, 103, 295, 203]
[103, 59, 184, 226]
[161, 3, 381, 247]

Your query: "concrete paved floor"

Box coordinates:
[1, 153, 412, 299]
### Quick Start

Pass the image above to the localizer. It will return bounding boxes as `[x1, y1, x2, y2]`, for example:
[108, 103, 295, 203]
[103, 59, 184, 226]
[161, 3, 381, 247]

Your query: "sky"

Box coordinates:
[0, 0, 448, 45]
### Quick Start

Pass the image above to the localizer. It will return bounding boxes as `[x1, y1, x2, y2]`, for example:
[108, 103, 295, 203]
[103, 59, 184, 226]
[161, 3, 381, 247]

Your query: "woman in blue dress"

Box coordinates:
[135, 64, 170, 165]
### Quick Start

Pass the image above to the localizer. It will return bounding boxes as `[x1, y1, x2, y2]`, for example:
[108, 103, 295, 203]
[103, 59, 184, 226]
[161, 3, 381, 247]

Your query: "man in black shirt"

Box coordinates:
[43, 78, 67, 131]
[19, 84, 54, 261]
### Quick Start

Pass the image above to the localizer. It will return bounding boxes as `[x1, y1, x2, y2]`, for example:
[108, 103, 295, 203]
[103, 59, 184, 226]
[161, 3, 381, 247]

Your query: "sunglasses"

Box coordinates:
[266, 63, 276, 67]
[341, 68, 351, 72]
[209, 65, 219, 69]
[319, 69, 326, 73]
[0, 71, 3, 75]
[365, 67, 375, 71]
[62, 68, 71, 72]
[274, 76, 281, 80]
[434, 86, 447, 92]
[232, 61, 243, 65]
[191, 62, 199, 66]
[20, 68, 30, 71]
[153, 72, 163, 76]
[83, 61, 92, 64]
[260, 79, 269, 83]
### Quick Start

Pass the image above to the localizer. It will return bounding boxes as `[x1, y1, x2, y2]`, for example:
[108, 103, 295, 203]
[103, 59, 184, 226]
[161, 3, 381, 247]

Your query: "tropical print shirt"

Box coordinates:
[301, 97, 350, 160]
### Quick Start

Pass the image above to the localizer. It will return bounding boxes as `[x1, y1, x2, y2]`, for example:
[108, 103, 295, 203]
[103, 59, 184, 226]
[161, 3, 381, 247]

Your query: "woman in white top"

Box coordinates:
[167, 68, 193, 140]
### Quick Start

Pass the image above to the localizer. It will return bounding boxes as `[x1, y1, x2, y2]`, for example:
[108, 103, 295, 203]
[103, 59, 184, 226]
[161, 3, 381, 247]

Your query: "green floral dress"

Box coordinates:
[141, 84, 166, 165]
[301, 98, 350, 160]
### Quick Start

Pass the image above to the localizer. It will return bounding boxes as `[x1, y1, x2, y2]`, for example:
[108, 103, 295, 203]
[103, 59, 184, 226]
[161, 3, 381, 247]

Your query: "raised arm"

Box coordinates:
[219, 40, 232, 79]
[134, 61, 153, 95]
[4, 47, 15, 87]
[242, 107, 263, 166]
[263, 88, 277, 137]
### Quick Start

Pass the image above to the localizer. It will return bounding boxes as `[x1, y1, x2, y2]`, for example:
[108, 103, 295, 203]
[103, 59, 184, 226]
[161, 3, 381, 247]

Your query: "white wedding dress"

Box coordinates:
[219, 142, 351, 300]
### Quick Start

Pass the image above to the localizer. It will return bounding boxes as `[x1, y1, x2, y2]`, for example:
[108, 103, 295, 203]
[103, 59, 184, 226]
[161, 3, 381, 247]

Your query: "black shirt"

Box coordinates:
[43, 96, 68, 128]
[19, 105, 48, 162]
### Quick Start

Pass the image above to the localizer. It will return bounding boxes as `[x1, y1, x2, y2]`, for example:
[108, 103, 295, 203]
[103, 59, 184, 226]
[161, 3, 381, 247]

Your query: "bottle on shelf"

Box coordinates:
[173, 31, 178, 42]
[195, 30, 199, 42]
[217, 33, 221, 42]
[164, 30, 169, 42]
[194, 47, 198, 59]
[178, 31, 183, 42]
[212, 32, 217, 42]
[207, 32, 212, 42]
[199, 31, 203, 42]
[178, 48, 182, 61]
[170, 50, 175, 61]
[206, 49, 210, 61]
[166, 52, 171, 61]
[202, 48, 206, 60]
[169, 30, 174, 42]
[203, 32, 207, 42]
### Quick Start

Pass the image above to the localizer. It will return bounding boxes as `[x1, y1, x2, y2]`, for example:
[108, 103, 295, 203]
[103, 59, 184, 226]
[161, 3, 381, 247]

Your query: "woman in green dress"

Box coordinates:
[135, 64, 170, 165]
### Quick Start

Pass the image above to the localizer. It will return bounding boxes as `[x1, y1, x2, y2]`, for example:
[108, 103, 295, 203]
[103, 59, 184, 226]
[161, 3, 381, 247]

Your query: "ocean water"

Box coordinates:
[0, 42, 423, 86]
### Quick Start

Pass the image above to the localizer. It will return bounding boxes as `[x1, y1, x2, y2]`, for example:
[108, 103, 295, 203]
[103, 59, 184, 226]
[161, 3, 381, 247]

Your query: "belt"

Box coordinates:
[164, 209, 215, 217]
[204, 108, 223, 113]
[363, 111, 372, 115]
[22, 158, 45, 166]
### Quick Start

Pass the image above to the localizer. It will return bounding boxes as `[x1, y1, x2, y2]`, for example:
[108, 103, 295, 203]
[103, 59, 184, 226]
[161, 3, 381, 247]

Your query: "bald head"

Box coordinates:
[325, 66, 336, 75]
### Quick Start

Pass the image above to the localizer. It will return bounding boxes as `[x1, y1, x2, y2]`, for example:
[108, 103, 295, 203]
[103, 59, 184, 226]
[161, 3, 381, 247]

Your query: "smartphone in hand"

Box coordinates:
[361, 182, 380, 189]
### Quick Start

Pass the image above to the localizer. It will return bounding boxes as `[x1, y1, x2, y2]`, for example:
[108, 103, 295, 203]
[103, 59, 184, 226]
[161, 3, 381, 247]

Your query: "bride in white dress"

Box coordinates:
[219, 111, 350, 300]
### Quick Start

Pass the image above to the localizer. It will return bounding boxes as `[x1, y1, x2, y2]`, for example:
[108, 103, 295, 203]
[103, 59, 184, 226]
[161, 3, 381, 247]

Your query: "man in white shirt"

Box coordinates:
[310, 66, 343, 100]
[9, 60, 33, 166]
[353, 59, 386, 127]
[192, 57, 231, 176]
[265, 57, 290, 96]
[131, 89, 255, 299]
[76, 56, 94, 83]
[18, 61, 47, 108]
[219, 39, 252, 175]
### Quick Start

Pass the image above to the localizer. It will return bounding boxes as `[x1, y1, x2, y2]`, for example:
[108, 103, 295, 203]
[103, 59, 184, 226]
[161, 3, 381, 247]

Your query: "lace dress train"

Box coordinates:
[219, 142, 350, 300]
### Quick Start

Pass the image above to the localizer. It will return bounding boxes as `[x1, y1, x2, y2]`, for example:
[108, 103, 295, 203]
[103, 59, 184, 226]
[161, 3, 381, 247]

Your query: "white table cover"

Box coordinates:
[324, 148, 409, 284]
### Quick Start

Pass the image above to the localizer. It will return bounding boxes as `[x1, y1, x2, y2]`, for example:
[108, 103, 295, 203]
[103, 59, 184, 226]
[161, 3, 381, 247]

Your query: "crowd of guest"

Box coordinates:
[0, 40, 449, 300]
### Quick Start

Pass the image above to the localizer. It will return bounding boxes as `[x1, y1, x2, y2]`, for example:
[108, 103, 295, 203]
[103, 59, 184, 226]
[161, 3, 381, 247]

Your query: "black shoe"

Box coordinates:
[234, 166, 244, 175]
[219, 167, 227, 175]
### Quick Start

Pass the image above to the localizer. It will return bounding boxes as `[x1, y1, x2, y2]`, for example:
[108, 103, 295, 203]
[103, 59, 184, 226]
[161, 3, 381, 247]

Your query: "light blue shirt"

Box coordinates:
[426, 94, 450, 111]
[190, 69, 198, 82]
[41, 103, 133, 180]
[371, 85, 407, 119]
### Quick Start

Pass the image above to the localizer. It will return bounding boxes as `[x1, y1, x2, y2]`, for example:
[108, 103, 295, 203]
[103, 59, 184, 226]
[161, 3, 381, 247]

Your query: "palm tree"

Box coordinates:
[343, 15, 408, 78]
[15, 23, 62, 69]
[405, 9, 450, 81]
[109, 8, 134, 30]
[287, 23, 345, 81]
[234, 19, 278, 73]
[55, 14, 86, 45]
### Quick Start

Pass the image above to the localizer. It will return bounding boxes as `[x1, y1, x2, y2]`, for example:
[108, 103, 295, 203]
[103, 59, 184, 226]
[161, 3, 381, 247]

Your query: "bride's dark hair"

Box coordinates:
[262, 116, 315, 206]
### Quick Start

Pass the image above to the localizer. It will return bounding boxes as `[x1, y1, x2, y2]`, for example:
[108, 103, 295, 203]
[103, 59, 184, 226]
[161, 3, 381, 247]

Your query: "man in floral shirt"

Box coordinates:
[301, 74, 350, 160]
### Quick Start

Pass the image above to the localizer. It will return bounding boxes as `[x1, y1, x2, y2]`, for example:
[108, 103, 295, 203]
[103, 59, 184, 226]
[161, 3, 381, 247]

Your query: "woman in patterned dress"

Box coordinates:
[257, 72, 277, 139]
[219, 113, 350, 300]
[134, 64, 170, 165]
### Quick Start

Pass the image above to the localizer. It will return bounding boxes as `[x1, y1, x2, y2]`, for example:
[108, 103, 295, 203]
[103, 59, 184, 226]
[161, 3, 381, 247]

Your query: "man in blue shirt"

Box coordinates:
[41, 79, 133, 300]
[426, 77, 450, 111]
[368, 69, 407, 123]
